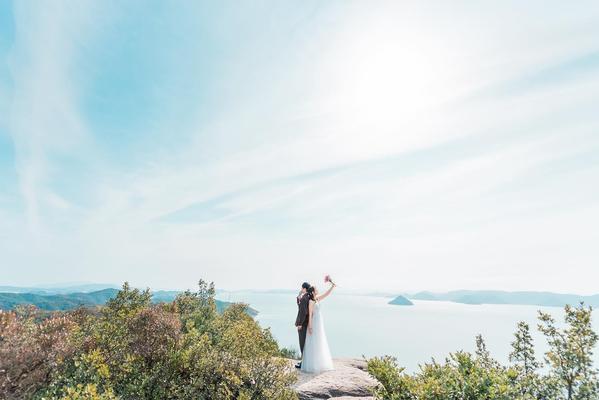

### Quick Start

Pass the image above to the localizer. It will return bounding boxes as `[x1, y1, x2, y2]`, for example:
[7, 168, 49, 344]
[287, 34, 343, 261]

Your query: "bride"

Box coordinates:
[301, 281, 336, 373]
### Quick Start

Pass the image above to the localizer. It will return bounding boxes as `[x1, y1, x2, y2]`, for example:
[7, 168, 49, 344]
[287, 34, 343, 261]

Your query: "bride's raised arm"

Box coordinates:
[316, 283, 336, 302]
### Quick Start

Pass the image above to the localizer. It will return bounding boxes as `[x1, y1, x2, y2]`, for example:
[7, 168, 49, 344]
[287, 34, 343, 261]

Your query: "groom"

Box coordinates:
[294, 281, 311, 368]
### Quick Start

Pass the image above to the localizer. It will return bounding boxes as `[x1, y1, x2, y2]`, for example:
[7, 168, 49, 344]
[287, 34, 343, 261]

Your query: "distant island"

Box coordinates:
[388, 295, 414, 306]
[408, 290, 599, 307]
[0, 287, 258, 316]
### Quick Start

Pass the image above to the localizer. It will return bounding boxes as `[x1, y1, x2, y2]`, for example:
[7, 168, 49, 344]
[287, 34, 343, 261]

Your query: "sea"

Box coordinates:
[216, 291, 599, 372]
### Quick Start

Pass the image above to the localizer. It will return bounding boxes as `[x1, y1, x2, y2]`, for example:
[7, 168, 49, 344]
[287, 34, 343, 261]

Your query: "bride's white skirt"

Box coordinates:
[301, 302, 334, 373]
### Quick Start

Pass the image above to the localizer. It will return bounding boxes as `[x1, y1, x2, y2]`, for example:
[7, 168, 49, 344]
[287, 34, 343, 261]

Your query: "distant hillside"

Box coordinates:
[0, 286, 46, 294]
[0, 289, 118, 311]
[388, 295, 413, 306]
[409, 290, 599, 307]
[0, 284, 119, 295]
[0, 289, 257, 316]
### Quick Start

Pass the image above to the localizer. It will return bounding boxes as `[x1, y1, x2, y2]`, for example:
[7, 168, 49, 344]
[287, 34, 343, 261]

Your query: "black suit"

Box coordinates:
[295, 293, 309, 354]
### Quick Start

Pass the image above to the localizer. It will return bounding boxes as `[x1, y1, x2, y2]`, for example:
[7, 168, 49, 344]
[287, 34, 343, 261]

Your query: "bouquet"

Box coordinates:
[324, 275, 335, 286]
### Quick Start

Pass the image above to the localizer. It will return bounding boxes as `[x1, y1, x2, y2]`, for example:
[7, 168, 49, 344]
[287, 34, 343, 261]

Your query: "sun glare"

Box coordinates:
[314, 17, 463, 158]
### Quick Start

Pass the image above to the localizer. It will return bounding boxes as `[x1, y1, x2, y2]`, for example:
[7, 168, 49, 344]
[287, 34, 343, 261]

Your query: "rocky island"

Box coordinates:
[388, 295, 413, 306]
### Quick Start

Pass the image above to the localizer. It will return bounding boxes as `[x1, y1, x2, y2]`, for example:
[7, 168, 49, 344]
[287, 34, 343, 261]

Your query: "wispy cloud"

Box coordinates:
[0, 1, 598, 292]
[6, 2, 102, 233]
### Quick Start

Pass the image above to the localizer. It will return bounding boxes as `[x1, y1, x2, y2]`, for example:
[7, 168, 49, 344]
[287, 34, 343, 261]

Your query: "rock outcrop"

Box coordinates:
[293, 358, 377, 400]
[388, 295, 413, 306]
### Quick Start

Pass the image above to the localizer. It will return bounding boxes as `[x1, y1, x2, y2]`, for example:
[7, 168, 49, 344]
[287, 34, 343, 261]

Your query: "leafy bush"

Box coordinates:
[279, 347, 300, 360]
[0, 306, 78, 399]
[368, 303, 598, 400]
[0, 281, 297, 400]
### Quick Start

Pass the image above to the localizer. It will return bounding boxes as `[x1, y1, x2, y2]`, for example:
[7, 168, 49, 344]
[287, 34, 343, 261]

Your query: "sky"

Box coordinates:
[0, 1, 598, 293]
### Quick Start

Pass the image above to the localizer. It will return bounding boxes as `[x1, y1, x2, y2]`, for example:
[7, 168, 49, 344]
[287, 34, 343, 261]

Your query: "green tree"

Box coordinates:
[508, 321, 556, 399]
[171, 279, 217, 334]
[538, 303, 598, 400]
[510, 322, 540, 374]
[475, 334, 498, 369]
[104, 282, 152, 319]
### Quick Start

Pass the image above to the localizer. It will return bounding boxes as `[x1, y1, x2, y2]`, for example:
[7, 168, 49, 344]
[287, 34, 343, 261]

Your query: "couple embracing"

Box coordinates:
[294, 276, 336, 373]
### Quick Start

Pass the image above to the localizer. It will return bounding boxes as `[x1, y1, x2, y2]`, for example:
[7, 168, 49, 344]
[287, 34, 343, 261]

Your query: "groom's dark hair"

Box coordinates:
[302, 282, 311, 290]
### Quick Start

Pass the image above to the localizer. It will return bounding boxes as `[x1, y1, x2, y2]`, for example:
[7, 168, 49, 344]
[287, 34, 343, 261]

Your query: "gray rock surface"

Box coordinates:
[293, 358, 377, 400]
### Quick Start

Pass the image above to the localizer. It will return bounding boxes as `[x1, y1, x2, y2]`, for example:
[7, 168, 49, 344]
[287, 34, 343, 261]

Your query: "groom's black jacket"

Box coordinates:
[295, 293, 309, 327]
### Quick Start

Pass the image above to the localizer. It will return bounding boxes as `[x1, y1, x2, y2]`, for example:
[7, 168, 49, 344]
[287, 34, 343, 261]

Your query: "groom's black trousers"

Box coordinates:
[298, 324, 308, 354]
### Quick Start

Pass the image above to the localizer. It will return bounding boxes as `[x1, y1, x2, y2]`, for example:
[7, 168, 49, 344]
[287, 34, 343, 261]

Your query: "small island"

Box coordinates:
[388, 295, 414, 306]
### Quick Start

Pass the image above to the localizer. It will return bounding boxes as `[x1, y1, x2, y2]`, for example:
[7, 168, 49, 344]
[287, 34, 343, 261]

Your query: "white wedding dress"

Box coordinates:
[301, 300, 334, 373]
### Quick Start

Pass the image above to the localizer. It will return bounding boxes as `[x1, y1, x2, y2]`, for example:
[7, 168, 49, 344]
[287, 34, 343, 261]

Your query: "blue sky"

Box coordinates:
[1, 1, 598, 292]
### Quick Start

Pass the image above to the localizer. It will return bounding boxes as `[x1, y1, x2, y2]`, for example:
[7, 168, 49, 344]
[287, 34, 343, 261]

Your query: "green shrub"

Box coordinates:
[1, 280, 297, 400]
[368, 304, 598, 400]
[279, 347, 300, 360]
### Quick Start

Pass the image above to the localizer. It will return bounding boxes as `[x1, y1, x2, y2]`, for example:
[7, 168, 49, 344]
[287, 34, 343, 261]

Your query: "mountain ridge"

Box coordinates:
[0, 288, 258, 315]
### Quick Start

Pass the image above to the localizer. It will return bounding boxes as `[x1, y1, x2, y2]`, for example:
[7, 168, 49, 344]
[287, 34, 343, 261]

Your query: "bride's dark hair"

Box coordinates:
[307, 286, 316, 301]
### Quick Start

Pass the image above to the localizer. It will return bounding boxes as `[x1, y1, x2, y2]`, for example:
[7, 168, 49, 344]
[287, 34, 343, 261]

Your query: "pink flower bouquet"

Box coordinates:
[324, 275, 335, 286]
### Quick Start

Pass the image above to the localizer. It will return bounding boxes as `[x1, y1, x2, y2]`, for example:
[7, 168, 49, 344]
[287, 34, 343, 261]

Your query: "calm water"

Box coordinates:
[217, 291, 599, 372]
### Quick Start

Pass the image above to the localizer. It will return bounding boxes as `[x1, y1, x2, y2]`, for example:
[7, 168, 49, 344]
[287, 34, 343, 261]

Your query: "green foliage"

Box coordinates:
[538, 303, 599, 400]
[171, 279, 217, 335]
[368, 304, 598, 400]
[367, 356, 415, 400]
[1, 281, 297, 400]
[279, 347, 300, 360]
[103, 282, 152, 319]
[510, 322, 540, 373]
[368, 350, 522, 400]
[508, 321, 557, 399]
[55, 383, 118, 400]
[426, 353, 513, 399]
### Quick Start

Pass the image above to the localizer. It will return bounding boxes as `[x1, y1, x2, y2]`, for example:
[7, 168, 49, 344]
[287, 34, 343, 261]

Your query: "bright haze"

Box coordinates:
[0, 2, 598, 293]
